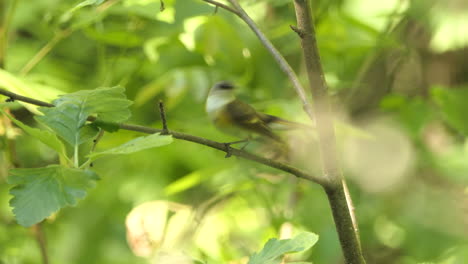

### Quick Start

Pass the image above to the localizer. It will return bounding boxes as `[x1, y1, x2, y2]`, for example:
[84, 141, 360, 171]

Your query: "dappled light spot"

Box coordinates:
[343, 118, 415, 192]
[125, 201, 193, 258]
[422, 121, 454, 154]
[374, 216, 406, 248]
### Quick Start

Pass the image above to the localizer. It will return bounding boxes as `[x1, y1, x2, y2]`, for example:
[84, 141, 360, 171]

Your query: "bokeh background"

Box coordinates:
[1, 0, 467, 263]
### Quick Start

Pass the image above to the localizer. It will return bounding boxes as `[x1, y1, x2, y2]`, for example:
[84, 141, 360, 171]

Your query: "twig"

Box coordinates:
[201, 0, 314, 120]
[0, 88, 54, 107]
[201, 0, 240, 16]
[290, 25, 305, 38]
[0, 0, 19, 68]
[0, 88, 327, 187]
[342, 179, 361, 247]
[158, 100, 168, 134]
[89, 130, 105, 167]
[293, 0, 365, 263]
[19, 29, 72, 76]
[33, 223, 49, 264]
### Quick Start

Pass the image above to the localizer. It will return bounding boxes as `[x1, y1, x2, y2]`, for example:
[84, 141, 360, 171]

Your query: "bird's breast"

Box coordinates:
[206, 94, 233, 121]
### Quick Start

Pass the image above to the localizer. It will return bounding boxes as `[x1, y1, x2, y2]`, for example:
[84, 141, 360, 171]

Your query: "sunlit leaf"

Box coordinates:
[52, 86, 132, 123]
[248, 232, 319, 264]
[8, 165, 99, 227]
[164, 171, 204, 196]
[0, 69, 63, 113]
[84, 28, 144, 47]
[87, 133, 173, 162]
[432, 86, 468, 135]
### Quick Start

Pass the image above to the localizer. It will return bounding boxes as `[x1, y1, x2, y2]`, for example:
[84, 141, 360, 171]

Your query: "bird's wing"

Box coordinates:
[259, 113, 314, 130]
[224, 99, 281, 141]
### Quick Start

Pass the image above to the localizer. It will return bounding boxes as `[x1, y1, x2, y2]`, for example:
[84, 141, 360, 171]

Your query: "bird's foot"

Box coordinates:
[223, 139, 250, 158]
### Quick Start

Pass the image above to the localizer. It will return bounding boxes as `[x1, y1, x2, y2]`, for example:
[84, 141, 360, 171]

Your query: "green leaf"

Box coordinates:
[0, 109, 69, 164]
[36, 86, 132, 146]
[53, 86, 132, 123]
[164, 170, 205, 196]
[432, 86, 468, 135]
[248, 232, 319, 264]
[8, 165, 99, 227]
[84, 28, 144, 48]
[91, 120, 120, 133]
[87, 133, 173, 162]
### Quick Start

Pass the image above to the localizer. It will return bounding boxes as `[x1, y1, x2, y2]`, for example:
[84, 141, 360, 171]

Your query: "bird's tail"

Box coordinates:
[260, 114, 313, 130]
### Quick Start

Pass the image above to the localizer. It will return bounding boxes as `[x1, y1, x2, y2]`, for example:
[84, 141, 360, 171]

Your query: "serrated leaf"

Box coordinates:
[8, 165, 99, 227]
[0, 109, 69, 164]
[53, 86, 132, 123]
[248, 232, 319, 264]
[36, 86, 132, 146]
[432, 86, 468, 135]
[87, 133, 173, 162]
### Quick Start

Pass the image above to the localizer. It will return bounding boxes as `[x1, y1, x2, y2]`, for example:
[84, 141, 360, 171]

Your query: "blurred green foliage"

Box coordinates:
[1, 0, 468, 263]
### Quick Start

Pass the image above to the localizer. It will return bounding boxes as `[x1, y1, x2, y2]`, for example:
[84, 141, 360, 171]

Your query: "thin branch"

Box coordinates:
[342, 179, 361, 247]
[0, 88, 54, 107]
[89, 130, 105, 168]
[201, 0, 314, 120]
[0, 88, 327, 187]
[19, 29, 72, 76]
[201, 0, 240, 16]
[293, 0, 365, 263]
[158, 100, 168, 134]
[120, 123, 326, 185]
[0, 0, 19, 68]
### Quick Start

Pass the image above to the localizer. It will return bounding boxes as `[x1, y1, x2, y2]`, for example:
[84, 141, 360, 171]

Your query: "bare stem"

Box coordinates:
[19, 29, 72, 76]
[0, 0, 19, 68]
[0, 88, 327, 186]
[158, 100, 168, 134]
[292, 0, 366, 263]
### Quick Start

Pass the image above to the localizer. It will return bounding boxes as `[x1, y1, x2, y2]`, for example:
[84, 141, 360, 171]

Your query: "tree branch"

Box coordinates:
[0, 88, 327, 187]
[158, 100, 169, 134]
[201, 0, 314, 120]
[201, 0, 240, 16]
[292, 0, 366, 263]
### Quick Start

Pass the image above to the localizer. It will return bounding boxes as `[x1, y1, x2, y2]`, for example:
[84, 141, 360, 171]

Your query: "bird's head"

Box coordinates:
[212, 81, 235, 92]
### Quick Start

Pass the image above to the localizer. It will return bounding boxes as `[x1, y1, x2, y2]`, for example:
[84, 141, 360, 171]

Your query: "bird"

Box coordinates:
[205, 81, 311, 143]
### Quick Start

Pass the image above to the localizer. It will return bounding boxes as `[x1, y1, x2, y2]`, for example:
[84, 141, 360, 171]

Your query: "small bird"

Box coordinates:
[205, 81, 310, 142]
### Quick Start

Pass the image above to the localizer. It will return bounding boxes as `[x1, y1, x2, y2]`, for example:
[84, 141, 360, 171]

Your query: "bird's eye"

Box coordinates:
[217, 82, 234, 90]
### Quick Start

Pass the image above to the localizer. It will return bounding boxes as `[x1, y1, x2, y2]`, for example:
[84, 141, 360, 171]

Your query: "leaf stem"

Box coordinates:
[74, 143, 79, 168]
